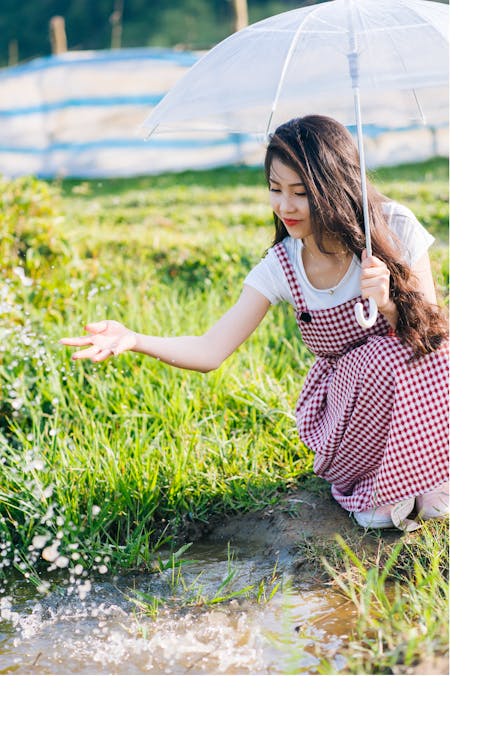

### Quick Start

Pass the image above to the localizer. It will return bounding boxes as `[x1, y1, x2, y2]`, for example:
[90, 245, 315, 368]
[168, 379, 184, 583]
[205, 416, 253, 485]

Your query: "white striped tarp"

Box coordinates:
[0, 48, 266, 178]
[0, 48, 448, 179]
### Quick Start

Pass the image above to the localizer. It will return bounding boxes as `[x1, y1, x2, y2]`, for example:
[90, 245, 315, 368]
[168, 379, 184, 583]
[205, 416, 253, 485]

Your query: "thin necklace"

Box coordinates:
[327, 257, 352, 294]
[302, 242, 352, 294]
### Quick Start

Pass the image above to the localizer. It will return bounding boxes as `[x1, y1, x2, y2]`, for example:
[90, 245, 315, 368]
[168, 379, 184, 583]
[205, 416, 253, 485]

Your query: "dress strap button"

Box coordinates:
[300, 311, 312, 323]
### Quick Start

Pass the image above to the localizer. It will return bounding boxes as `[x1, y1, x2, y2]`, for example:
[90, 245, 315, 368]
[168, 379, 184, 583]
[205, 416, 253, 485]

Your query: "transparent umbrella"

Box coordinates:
[142, 0, 449, 328]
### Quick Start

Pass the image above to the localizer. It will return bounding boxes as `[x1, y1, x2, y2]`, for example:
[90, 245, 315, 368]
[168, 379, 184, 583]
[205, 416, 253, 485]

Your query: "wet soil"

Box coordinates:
[207, 487, 355, 546]
[202, 485, 403, 576]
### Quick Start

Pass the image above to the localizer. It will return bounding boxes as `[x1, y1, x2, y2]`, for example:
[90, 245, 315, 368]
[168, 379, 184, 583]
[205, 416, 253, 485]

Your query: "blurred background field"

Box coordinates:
[1, 1, 328, 65]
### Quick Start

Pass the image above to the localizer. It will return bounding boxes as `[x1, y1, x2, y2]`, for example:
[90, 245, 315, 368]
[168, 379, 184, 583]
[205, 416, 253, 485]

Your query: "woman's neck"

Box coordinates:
[300, 234, 353, 291]
[302, 234, 350, 261]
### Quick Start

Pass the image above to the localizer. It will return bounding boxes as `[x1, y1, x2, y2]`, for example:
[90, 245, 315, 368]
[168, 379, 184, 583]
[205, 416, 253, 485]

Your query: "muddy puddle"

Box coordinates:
[0, 538, 356, 675]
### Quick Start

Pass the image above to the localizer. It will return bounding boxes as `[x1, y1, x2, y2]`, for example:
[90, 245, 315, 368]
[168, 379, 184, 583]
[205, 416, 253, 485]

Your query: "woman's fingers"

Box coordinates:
[361, 258, 388, 276]
[85, 321, 109, 334]
[91, 349, 113, 363]
[70, 345, 102, 361]
[360, 256, 390, 309]
[60, 320, 134, 361]
[60, 321, 112, 346]
[361, 264, 387, 276]
[59, 336, 95, 346]
[361, 287, 389, 300]
[361, 252, 385, 266]
[361, 254, 388, 274]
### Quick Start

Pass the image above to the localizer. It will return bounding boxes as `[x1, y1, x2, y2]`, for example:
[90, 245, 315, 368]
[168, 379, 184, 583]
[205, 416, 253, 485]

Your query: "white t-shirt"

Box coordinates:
[244, 201, 434, 309]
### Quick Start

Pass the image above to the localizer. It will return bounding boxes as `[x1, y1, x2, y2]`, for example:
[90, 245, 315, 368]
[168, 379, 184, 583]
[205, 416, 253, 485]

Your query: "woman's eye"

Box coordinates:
[269, 188, 281, 193]
[295, 192, 307, 197]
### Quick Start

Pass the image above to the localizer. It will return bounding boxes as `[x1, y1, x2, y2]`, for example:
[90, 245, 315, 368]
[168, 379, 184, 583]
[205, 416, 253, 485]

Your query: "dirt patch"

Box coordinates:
[203, 486, 404, 571]
[206, 488, 352, 545]
[404, 657, 449, 675]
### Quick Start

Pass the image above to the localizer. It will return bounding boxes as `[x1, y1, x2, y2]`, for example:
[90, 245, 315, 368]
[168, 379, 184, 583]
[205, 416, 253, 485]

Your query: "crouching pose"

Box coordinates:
[61, 115, 449, 531]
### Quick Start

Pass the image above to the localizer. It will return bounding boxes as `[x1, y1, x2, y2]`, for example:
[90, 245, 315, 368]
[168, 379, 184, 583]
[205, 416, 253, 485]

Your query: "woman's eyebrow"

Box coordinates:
[269, 177, 305, 187]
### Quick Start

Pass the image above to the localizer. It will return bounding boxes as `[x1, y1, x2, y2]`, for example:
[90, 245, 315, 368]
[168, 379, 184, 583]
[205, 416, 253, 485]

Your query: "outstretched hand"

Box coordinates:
[59, 320, 137, 362]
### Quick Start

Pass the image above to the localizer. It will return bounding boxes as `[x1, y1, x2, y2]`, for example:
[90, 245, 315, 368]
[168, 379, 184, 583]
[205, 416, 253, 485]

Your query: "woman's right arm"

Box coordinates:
[60, 285, 271, 373]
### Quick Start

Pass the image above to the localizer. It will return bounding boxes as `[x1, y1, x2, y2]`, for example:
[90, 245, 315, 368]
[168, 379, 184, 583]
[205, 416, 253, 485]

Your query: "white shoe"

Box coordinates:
[353, 498, 418, 531]
[415, 484, 449, 520]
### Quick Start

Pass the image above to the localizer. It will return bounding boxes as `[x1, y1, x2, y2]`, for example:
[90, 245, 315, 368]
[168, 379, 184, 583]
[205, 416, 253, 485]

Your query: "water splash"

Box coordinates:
[0, 547, 351, 675]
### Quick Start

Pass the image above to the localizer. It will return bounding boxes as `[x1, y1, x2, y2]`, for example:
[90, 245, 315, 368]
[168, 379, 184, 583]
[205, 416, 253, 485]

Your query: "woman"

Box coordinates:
[61, 115, 449, 530]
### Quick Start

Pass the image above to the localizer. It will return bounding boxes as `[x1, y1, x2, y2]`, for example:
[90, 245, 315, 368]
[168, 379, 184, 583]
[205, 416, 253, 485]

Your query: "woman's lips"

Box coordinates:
[283, 218, 301, 227]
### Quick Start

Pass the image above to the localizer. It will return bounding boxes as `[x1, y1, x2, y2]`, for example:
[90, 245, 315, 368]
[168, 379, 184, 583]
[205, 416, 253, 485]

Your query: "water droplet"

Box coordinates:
[42, 543, 60, 562]
[32, 535, 50, 549]
[77, 580, 92, 600]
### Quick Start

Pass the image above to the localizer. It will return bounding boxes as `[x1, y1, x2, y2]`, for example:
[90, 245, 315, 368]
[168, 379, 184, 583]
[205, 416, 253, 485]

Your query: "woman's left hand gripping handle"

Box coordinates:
[59, 320, 138, 362]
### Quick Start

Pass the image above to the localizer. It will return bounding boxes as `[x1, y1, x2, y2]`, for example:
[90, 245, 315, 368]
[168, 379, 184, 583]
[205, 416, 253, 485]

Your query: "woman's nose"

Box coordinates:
[280, 195, 297, 213]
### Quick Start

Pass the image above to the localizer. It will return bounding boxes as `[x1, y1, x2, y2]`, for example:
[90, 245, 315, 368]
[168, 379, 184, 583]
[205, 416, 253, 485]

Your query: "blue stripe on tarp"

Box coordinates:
[345, 122, 442, 137]
[0, 125, 441, 154]
[0, 95, 164, 117]
[0, 135, 250, 155]
[0, 48, 199, 79]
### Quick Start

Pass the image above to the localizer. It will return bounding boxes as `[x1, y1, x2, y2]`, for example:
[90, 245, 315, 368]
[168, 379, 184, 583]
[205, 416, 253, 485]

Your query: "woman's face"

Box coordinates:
[268, 158, 313, 244]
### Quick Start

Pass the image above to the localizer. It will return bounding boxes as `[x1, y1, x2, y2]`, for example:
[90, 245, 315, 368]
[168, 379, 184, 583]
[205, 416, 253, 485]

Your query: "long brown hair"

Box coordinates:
[264, 115, 448, 358]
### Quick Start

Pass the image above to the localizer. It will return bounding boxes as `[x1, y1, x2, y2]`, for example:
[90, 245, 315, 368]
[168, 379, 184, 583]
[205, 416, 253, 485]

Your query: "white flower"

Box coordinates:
[13, 266, 33, 287]
[25, 458, 45, 472]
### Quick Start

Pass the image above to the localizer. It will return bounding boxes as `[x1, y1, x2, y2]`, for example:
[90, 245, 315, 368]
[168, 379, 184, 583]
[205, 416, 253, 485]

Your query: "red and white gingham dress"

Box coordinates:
[274, 242, 449, 513]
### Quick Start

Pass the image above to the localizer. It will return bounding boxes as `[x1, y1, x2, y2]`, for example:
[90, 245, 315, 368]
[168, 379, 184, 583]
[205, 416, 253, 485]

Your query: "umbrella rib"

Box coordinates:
[251, 22, 430, 35]
[265, 7, 321, 137]
[378, 12, 431, 124]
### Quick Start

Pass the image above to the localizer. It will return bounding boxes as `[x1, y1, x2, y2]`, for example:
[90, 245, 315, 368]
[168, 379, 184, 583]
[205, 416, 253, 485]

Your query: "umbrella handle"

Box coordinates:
[355, 297, 378, 329]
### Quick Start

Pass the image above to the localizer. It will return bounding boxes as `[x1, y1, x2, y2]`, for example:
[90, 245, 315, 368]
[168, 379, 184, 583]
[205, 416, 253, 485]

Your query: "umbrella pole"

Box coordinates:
[348, 2, 378, 329]
[352, 87, 372, 259]
[352, 85, 378, 328]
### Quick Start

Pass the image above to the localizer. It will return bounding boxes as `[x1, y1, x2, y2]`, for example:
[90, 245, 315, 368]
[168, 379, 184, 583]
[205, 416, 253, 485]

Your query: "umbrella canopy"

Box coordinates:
[142, 0, 448, 328]
[142, 0, 448, 137]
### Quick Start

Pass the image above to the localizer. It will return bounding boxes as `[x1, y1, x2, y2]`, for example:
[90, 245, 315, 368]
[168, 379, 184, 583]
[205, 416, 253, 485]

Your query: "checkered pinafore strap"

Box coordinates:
[273, 242, 311, 322]
[272, 240, 391, 359]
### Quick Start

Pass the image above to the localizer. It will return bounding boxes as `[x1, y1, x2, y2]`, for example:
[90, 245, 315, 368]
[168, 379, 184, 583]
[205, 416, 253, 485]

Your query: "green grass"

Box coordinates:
[1, 161, 449, 560]
[299, 518, 449, 674]
[0, 160, 449, 672]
